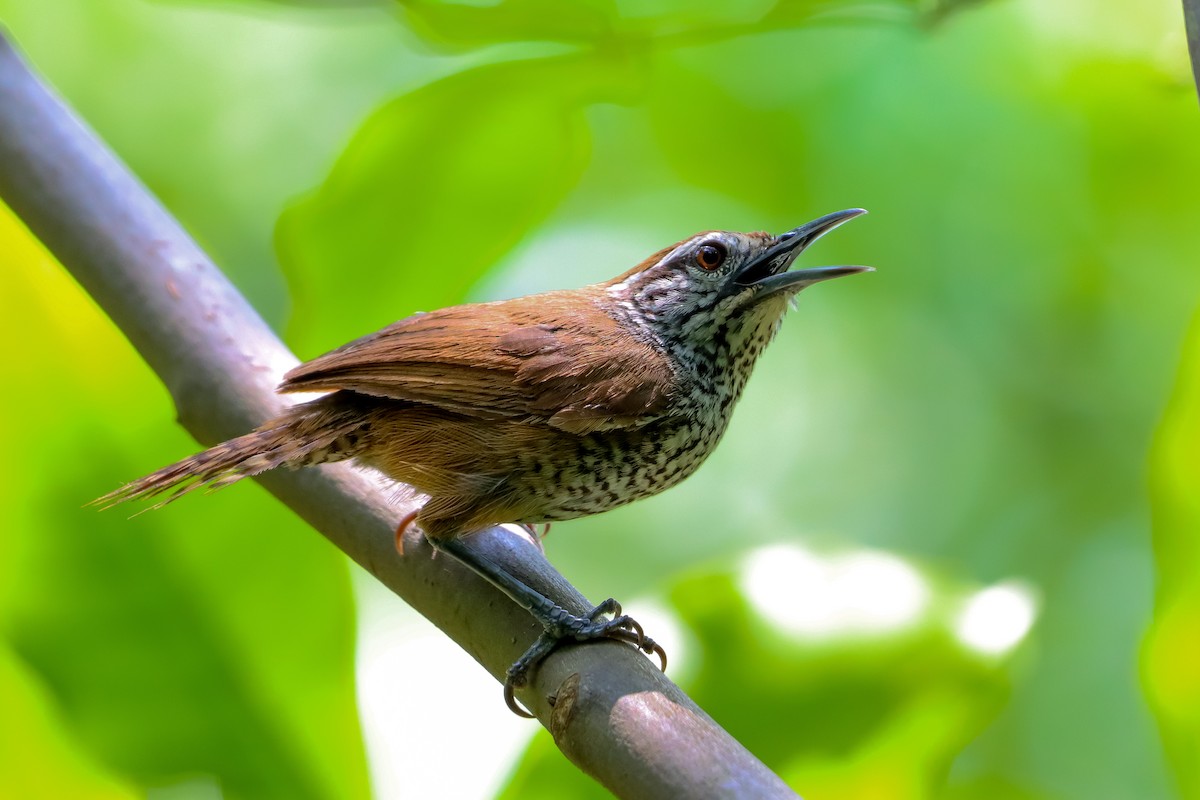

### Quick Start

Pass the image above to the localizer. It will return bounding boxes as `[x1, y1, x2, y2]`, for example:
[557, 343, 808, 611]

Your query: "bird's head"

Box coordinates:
[606, 209, 871, 345]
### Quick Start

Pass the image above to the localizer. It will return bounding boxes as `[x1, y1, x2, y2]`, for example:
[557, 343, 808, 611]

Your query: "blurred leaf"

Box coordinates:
[1144, 313, 1200, 798]
[0, 647, 137, 800]
[5, 481, 364, 800]
[394, 0, 616, 49]
[751, 0, 990, 32]
[614, 0, 781, 36]
[500, 554, 1015, 799]
[140, 0, 979, 49]
[276, 56, 604, 354]
[147, 0, 392, 7]
[782, 690, 996, 799]
[918, 0, 996, 27]
[261, 0, 393, 6]
[643, 60, 813, 223]
[0, 204, 368, 800]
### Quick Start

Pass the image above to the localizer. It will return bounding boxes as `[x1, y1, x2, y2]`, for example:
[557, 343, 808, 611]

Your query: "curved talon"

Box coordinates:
[504, 681, 535, 718]
[652, 640, 668, 671]
[591, 613, 667, 672]
[643, 636, 669, 672]
[499, 602, 673, 717]
[590, 598, 621, 619]
[394, 509, 420, 555]
[603, 627, 669, 672]
[434, 535, 668, 717]
[584, 613, 630, 639]
[504, 630, 563, 718]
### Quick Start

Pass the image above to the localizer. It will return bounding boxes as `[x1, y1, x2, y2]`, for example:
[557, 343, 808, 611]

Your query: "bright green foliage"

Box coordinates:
[1145, 318, 1200, 797]
[502, 558, 1016, 800]
[0, 646, 137, 799]
[277, 56, 596, 353]
[0, 210, 368, 800]
[0, 0, 1196, 798]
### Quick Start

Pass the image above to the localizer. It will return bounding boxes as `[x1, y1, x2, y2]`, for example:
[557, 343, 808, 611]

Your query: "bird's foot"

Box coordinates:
[429, 535, 668, 717]
[503, 598, 668, 718]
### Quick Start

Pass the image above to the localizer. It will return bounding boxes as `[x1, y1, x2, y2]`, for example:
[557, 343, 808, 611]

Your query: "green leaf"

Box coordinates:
[276, 56, 598, 355]
[499, 555, 1016, 799]
[394, 0, 617, 49]
[643, 59, 813, 224]
[1144, 314, 1200, 797]
[4, 451, 369, 800]
[0, 647, 137, 800]
[0, 205, 368, 800]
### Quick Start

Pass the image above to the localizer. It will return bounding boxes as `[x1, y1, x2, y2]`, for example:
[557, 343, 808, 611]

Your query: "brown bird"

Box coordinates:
[96, 208, 870, 714]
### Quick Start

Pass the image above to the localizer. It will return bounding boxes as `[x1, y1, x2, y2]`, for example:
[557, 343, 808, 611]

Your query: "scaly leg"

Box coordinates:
[394, 516, 667, 716]
[434, 534, 667, 717]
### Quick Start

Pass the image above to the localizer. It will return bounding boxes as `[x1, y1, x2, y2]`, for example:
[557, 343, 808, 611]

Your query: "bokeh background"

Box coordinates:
[1, 0, 1198, 797]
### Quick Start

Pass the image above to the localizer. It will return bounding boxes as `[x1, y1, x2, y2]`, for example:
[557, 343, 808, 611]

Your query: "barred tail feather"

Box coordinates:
[92, 394, 374, 511]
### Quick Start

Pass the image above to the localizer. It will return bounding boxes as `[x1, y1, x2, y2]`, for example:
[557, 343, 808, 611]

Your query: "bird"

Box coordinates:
[96, 208, 870, 715]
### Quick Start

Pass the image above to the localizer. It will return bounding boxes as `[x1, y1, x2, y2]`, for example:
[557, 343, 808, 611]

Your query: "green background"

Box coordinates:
[1, 0, 1197, 797]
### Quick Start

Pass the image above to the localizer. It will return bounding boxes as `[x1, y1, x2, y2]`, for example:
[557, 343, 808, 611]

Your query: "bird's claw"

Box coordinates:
[502, 598, 669, 717]
[601, 626, 668, 672]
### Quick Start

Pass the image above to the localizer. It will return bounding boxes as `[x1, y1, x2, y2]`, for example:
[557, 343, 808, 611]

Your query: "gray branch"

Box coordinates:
[0, 31, 797, 800]
[1186, 0, 1200, 98]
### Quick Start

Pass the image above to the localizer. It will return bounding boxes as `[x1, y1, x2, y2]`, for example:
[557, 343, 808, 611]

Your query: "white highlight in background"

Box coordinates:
[622, 598, 692, 684]
[740, 544, 929, 638]
[954, 582, 1037, 656]
[355, 579, 535, 800]
[354, 576, 684, 800]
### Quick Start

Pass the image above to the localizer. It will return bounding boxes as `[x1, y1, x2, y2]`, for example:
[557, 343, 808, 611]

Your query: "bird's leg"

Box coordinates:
[434, 534, 667, 718]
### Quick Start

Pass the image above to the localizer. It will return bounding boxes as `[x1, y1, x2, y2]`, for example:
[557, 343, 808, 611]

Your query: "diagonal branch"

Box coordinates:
[0, 31, 797, 800]
[1185, 0, 1200, 99]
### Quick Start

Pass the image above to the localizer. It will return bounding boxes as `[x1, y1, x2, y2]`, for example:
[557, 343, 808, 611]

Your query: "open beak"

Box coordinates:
[733, 208, 872, 297]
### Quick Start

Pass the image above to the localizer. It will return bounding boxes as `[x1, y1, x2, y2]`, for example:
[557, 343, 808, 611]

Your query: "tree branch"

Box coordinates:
[0, 31, 797, 800]
[1185, 0, 1200, 99]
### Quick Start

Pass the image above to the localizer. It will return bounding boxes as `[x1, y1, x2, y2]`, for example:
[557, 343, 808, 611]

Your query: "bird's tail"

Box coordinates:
[92, 392, 374, 510]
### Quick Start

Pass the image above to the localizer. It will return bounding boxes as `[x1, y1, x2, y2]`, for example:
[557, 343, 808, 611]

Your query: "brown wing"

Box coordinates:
[279, 289, 675, 433]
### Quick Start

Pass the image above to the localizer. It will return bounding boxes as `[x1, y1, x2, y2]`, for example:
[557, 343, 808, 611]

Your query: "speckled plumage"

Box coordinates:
[98, 212, 869, 542]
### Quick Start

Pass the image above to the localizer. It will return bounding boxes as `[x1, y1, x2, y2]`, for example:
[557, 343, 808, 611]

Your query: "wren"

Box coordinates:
[97, 208, 871, 715]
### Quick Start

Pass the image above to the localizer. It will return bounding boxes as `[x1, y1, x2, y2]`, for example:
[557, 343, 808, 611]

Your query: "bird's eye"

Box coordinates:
[695, 242, 727, 271]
